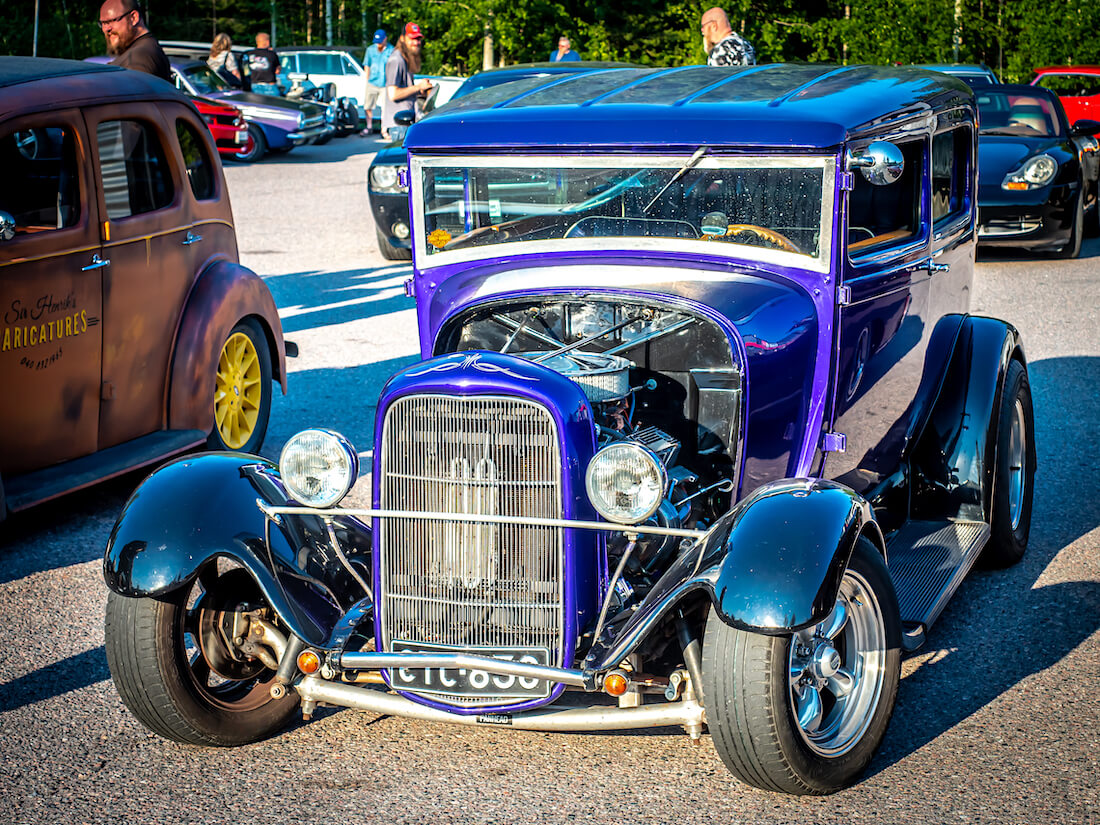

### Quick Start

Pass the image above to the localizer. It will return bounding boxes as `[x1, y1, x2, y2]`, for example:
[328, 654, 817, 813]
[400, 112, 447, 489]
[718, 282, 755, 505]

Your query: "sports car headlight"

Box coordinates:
[370, 164, 405, 191]
[585, 442, 668, 524]
[1002, 154, 1057, 190]
[279, 429, 359, 508]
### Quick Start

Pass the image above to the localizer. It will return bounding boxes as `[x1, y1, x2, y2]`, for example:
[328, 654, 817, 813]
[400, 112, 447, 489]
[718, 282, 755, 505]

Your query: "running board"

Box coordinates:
[886, 520, 990, 651]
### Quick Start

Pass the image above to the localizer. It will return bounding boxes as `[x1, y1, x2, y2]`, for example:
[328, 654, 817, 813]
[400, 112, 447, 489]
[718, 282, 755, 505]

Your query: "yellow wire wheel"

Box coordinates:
[210, 319, 272, 452]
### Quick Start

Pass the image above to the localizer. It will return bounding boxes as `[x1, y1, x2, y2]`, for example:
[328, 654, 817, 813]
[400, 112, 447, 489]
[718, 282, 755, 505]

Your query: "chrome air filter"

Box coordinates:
[520, 352, 632, 404]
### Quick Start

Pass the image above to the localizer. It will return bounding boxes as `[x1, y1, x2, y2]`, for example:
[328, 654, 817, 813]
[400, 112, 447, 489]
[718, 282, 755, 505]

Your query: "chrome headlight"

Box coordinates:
[279, 429, 359, 508]
[585, 442, 668, 524]
[297, 111, 305, 128]
[1002, 154, 1057, 190]
[370, 163, 406, 192]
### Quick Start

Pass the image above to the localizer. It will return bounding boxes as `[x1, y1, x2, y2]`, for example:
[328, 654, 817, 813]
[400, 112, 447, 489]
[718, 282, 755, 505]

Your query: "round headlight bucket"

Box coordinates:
[585, 442, 668, 524]
[279, 429, 359, 508]
[370, 164, 399, 189]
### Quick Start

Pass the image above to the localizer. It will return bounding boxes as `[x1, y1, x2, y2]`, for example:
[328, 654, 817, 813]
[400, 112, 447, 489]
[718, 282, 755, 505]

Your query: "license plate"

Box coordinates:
[389, 641, 551, 699]
[235, 130, 247, 144]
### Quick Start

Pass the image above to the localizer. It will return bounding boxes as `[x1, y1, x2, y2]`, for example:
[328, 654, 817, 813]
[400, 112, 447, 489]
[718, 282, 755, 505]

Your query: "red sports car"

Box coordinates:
[1031, 66, 1100, 124]
[191, 96, 250, 160]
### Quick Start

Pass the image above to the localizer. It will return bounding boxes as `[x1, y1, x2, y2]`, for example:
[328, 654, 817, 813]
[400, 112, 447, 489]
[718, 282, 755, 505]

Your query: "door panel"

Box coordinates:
[0, 113, 103, 475]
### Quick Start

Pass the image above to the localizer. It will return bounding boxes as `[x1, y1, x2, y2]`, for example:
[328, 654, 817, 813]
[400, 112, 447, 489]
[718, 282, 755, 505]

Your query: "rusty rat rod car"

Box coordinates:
[104, 65, 1035, 794]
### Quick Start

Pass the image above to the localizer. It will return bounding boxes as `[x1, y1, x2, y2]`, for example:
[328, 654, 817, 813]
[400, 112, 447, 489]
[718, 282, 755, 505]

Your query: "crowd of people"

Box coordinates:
[96, 0, 757, 138]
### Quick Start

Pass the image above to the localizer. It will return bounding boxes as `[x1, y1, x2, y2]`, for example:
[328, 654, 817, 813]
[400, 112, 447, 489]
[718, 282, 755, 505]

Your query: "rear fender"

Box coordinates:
[103, 453, 370, 648]
[584, 479, 881, 671]
[168, 259, 287, 434]
[911, 316, 1024, 522]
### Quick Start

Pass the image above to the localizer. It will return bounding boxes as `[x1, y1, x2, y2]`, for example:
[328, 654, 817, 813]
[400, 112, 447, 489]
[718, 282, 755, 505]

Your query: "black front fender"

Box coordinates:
[585, 479, 880, 671]
[103, 453, 372, 648]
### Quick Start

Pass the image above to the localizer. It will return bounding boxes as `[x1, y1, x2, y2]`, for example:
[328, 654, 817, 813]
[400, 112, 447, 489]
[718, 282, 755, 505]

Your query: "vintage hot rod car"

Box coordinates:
[103, 65, 1035, 795]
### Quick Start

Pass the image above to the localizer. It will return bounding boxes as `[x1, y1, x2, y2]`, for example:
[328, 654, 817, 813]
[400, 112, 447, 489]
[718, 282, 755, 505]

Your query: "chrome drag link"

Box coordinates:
[335, 651, 592, 689]
[295, 675, 706, 732]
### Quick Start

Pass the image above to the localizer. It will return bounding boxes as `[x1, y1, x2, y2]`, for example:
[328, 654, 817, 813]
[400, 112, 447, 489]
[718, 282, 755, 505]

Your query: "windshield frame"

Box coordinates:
[410, 153, 837, 274]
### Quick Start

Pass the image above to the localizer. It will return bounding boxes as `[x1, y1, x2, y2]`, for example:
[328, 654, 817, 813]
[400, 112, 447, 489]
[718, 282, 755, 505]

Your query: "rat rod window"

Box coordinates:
[412, 155, 835, 272]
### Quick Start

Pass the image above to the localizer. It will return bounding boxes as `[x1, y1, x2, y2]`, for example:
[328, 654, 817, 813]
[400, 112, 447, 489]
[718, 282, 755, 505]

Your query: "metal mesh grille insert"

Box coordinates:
[378, 394, 565, 704]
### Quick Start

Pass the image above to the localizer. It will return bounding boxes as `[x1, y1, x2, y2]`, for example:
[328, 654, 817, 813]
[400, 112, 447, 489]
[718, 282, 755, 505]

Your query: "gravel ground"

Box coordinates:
[1, 136, 1098, 825]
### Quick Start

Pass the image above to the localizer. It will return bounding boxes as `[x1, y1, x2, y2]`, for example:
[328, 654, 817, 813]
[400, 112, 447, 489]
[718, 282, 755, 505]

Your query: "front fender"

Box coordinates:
[585, 479, 879, 671]
[103, 453, 370, 648]
[168, 259, 287, 434]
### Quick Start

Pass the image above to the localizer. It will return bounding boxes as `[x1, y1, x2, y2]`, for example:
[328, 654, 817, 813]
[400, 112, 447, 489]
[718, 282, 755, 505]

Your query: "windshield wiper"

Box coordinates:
[642, 147, 709, 214]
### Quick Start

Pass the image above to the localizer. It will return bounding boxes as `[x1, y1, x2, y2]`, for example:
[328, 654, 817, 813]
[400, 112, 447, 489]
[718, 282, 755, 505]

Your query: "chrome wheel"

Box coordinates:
[788, 567, 887, 757]
[1006, 397, 1026, 531]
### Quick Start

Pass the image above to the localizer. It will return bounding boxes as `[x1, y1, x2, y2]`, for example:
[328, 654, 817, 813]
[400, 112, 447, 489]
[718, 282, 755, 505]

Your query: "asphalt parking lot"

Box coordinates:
[1, 135, 1098, 825]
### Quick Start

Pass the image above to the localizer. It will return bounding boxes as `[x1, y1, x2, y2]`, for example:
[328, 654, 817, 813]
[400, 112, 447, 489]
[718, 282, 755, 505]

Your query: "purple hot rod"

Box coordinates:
[102, 65, 1035, 794]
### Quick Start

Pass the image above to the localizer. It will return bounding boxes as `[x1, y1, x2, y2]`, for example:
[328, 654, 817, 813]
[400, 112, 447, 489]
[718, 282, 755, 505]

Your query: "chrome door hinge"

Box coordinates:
[404, 278, 415, 297]
[822, 432, 847, 453]
[840, 171, 855, 191]
[837, 285, 852, 306]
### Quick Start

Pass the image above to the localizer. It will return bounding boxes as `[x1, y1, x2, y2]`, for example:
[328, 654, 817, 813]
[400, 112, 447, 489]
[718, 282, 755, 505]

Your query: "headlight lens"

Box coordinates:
[1002, 154, 1057, 190]
[585, 442, 667, 524]
[279, 429, 359, 508]
[370, 164, 405, 191]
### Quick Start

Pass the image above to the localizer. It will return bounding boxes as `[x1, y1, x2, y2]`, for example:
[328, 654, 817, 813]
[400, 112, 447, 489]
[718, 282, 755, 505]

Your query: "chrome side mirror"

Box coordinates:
[0, 211, 15, 241]
[846, 141, 905, 185]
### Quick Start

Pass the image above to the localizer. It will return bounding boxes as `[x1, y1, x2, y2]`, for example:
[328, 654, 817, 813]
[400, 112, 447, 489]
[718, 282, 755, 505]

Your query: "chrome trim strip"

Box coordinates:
[258, 502, 710, 540]
[336, 651, 586, 686]
[296, 676, 705, 731]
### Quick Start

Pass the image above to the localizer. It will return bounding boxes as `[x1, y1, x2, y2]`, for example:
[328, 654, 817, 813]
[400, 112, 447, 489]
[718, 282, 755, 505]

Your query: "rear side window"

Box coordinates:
[932, 127, 972, 227]
[1034, 73, 1100, 97]
[176, 119, 216, 201]
[847, 140, 923, 256]
[0, 126, 81, 233]
[96, 119, 174, 219]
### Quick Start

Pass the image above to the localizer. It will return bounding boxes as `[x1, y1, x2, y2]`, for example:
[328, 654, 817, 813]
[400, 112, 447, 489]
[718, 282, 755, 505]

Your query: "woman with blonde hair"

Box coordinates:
[208, 32, 241, 84]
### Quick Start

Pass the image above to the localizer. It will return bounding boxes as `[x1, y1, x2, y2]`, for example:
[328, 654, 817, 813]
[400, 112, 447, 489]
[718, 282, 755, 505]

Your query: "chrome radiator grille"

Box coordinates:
[378, 394, 565, 701]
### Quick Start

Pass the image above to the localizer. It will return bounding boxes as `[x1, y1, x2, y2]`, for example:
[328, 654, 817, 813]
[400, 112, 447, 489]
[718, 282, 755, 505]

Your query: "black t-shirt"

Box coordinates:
[247, 48, 280, 83]
[111, 32, 171, 82]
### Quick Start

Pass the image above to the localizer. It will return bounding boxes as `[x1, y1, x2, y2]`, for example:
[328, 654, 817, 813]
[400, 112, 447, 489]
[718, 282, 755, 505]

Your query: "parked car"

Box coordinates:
[368, 62, 640, 259]
[0, 57, 289, 519]
[104, 64, 1036, 795]
[974, 83, 1100, 255]
[191, 96, 250, 160]
[917, 62, 1000, 87]
[170, 60, 330, 162]
[1030, 65, 1100, 124]
[278, 46, 365, 119]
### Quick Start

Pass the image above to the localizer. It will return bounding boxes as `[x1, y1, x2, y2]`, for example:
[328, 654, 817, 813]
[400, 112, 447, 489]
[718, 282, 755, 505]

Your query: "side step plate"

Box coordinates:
[886, 520, 990, 648]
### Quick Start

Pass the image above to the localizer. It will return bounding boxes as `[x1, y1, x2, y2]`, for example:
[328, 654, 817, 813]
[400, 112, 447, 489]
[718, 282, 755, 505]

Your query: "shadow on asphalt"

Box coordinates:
[266, 265, 415, 335]
[977, 231, 1100, 262]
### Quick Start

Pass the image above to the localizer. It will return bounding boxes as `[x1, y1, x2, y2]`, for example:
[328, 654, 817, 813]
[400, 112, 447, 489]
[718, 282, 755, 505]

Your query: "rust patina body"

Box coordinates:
[0, 57, 287, 517]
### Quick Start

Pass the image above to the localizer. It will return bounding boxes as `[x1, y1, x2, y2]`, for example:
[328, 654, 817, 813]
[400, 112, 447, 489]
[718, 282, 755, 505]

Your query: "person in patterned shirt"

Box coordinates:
[701, 7, 756, 67]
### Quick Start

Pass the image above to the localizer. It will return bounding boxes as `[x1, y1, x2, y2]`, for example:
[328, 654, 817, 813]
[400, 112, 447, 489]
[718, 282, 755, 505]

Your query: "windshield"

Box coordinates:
[976, 90, 1062, 137]
[413, 155, 833, 270]
[183, 65, 230, 95]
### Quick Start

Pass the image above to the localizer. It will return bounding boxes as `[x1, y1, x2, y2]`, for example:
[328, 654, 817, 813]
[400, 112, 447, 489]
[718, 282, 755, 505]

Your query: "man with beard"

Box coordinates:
[98, 0, 170, 81]
[700, 7, 755, 67]
[383, 23, 433, 139]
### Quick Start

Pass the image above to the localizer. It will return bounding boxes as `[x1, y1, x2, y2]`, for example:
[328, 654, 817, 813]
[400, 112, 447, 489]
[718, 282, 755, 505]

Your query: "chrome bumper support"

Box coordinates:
[296, 676, 705, 732]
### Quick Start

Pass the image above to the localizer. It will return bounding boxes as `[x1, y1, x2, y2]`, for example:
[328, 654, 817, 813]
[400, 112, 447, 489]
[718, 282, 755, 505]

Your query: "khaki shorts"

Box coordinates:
[363, 83, 384, 110]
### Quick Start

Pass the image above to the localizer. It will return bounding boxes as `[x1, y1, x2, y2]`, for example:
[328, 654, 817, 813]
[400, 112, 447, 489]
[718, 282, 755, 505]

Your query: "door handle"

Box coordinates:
[82, 254, 110, 271]
[182, 231, 203, 246]
[926, 260, 950, 273]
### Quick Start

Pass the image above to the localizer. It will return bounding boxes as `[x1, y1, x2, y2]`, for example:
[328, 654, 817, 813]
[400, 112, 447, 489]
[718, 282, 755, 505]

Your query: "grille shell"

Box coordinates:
[377, 393, 566, 707]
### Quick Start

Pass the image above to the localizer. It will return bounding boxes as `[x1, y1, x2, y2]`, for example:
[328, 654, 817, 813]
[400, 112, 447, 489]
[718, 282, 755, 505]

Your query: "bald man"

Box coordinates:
[701, 7, 756, 67]
[98, 0, 170, 81]
[247, 32, 283, 96]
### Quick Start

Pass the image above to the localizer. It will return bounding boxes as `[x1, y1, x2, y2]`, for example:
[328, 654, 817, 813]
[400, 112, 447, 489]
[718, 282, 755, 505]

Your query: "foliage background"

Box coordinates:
[8, 0, 1100, 82]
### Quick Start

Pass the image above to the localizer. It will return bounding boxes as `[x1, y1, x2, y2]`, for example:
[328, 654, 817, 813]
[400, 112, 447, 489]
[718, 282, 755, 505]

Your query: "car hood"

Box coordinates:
[216, 91, 325, 115]
[977, 135, 1065, 177]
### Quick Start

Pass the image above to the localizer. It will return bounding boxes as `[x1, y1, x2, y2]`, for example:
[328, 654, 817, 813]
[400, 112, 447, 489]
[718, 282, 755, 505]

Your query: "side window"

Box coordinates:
[847, 140, 923, 256]
[0, 126, 81, 234]
[176, 119, 216, 201]
[932, 126, 972, 227]
[297, 54, 320, 74]
[96, 119, 174, 220]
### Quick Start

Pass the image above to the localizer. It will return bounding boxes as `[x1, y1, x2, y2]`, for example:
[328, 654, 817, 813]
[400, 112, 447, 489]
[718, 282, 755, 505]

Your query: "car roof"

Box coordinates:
[408, 63, 973, 151]
[0, 56, 185, 118]
[276, 45, 359, 53]
[1033, 65, 1100, 75]
[977, 83, 1059, 99]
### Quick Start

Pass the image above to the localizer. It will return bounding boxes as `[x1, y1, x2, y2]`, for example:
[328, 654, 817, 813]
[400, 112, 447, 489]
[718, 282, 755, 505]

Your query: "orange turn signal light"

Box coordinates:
[1004, 181, 1028, 191]
[603, 671, 629, 697]
[297, 649, 321, 674]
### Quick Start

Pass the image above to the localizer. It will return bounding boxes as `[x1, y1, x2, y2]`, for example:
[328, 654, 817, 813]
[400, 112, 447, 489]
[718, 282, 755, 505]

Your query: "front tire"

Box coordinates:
[702, 536, 901, 794]
[1054, 185, 1083, 259]
[104, 565, 299, 746]
[375, 225, 412, 260]
[233, 124, 266, 163]
[982, 359, 1036, 567]
[207, 318, 272, 453]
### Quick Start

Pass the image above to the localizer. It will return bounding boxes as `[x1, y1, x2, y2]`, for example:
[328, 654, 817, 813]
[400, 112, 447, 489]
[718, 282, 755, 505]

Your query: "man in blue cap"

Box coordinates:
[362, 28, 394, 135]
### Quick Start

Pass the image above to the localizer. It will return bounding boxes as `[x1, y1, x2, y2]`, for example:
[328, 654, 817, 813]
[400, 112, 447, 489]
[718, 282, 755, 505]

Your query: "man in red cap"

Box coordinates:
[383, 22, 433, 139]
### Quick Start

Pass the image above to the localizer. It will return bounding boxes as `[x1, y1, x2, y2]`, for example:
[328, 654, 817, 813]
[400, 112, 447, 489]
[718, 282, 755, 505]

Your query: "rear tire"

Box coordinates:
[376, 225, 412, 260]
[702, 536, 901, 794]
[982, 359, 1036, 567]
[104, 565, 298, 746]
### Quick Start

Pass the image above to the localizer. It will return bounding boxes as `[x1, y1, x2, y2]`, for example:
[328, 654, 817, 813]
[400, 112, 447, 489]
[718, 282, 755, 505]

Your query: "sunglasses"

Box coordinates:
[99, 10, 135, 29]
